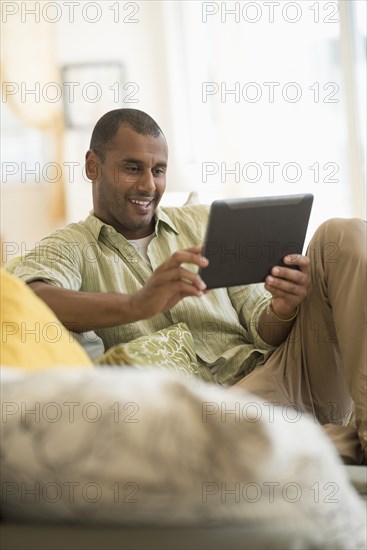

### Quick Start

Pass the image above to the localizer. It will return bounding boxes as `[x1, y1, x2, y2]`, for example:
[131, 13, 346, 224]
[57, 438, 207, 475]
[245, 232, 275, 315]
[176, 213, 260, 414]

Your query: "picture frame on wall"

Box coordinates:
[61, 61, 127, 129]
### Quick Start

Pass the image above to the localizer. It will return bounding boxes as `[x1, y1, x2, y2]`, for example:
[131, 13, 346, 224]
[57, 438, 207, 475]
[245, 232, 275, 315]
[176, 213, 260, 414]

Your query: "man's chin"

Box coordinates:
[123, 215, 156, 237]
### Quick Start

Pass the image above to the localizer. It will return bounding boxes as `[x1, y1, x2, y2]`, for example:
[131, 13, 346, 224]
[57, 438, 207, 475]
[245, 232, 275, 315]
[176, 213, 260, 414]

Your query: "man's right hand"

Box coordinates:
[130, 245, 208, 319]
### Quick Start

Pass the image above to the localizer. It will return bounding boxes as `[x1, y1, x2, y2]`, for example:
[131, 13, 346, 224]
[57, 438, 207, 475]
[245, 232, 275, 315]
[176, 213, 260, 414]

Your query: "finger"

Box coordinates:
[283, 254, 310, 271]
[163, 281, 206, 304]
[178, 280, 206, 297]
[170, 267, 207, 290]
[161, 250, 209, 270]
[264, 285, 301, 303]
[264, 276, 308, 298]
[184, 244, 203, 254]
[150, 267, 207, 290]
[270, 265, 308, 284]
[268, 255, 310, 284]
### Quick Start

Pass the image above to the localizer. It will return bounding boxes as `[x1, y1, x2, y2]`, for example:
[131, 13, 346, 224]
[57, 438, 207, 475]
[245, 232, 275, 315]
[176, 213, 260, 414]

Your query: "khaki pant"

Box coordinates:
[234, 218, 367, 465]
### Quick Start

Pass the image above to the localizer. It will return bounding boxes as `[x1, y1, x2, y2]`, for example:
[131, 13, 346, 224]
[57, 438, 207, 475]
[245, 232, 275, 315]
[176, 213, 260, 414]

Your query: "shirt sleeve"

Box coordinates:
[227, 283, 276, 352]
[10, 233, 83, 291]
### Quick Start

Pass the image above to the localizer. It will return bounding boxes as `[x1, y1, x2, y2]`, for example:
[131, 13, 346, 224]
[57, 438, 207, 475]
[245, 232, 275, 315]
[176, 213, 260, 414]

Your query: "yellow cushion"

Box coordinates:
[0, 270, 92, 371]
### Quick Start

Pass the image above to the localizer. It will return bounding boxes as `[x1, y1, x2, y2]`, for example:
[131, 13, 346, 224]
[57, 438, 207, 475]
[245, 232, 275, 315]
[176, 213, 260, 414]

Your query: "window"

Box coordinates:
[162, 0, 366, 239]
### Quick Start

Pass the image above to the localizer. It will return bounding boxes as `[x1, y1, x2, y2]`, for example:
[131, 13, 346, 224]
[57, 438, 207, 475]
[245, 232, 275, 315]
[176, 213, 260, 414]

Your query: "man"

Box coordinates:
[11, 109, 366, 464]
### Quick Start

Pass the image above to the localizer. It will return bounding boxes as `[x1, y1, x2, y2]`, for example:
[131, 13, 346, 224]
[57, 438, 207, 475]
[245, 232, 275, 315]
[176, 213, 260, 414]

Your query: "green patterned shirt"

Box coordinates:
[12, 205, 275, 384]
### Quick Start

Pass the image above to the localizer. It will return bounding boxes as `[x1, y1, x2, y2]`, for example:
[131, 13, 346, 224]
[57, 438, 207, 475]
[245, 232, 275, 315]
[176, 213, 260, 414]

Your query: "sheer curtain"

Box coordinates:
[1, 4, 66, 222]
[162, 0, 366, 239]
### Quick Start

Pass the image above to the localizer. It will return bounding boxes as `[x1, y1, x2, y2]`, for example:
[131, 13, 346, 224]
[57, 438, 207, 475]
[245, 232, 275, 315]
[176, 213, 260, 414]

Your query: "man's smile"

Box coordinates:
[129, 198, 154, 206]
[127, 196, 156, 213]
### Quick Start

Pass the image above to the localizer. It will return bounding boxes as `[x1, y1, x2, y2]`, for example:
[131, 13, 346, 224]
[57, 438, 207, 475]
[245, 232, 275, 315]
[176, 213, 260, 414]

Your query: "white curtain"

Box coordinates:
[1, 2, 66, 222]
[161, 0, 366, 238]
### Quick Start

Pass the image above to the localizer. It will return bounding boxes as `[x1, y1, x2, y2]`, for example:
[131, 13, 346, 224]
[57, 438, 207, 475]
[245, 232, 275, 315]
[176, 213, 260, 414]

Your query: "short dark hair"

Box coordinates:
[89, 108, 164, 161]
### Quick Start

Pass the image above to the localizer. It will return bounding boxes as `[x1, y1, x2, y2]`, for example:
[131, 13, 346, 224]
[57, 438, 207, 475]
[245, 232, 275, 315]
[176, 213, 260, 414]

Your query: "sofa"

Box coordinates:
[1, 266, 366, 550]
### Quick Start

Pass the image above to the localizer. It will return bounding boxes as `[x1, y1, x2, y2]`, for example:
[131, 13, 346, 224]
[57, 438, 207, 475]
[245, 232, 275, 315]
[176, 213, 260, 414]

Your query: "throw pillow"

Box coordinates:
[97, 323, 214, 383]
[0, 270, 92, 371]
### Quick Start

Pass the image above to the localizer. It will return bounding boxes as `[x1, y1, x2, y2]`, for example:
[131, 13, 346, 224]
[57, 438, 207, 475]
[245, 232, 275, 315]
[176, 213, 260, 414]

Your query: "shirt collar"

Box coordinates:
[154, 207, 179, 234]
[84, 207, 179, 241]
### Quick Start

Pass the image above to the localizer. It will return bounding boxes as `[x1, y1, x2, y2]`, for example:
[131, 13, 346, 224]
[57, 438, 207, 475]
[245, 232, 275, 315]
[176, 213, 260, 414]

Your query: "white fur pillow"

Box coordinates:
[1, 366, 365, 549]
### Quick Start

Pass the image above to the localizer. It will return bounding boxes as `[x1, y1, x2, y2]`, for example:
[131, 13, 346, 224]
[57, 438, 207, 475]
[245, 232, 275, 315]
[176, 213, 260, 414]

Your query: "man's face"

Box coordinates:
[86, 124, 168, 239]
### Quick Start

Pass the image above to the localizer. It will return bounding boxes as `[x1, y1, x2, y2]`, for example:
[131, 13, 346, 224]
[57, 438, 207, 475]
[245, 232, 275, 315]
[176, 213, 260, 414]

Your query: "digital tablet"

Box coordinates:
[199, 193, 314, 289]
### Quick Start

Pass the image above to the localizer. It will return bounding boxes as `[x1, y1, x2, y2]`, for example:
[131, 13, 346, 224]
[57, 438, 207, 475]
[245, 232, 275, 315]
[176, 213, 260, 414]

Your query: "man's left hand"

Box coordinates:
[264, 254, 311, 318]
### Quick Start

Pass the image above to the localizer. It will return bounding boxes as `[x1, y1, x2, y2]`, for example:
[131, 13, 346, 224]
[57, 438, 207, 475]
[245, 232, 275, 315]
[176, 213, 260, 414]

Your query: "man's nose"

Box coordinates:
[137, 170, 156, 193]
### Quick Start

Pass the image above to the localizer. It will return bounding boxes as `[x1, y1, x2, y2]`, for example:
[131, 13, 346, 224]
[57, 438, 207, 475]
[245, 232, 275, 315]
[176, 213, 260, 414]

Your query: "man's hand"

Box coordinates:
[130, 245, 208, 320]
[264, 254, 311, 318]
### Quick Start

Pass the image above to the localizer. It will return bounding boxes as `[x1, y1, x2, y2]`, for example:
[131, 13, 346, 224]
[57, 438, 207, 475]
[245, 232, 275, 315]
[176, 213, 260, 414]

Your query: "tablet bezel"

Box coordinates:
[199, 193, 314, 289]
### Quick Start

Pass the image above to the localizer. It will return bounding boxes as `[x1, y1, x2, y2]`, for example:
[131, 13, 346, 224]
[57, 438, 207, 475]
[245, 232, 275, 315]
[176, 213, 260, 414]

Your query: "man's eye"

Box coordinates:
[154, 168, 165, 175]
[126, 166, 139, 172]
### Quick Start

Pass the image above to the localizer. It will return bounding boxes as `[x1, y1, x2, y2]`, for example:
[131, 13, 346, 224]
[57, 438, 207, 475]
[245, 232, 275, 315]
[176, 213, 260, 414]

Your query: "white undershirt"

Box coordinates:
[128, 233, 155, 264]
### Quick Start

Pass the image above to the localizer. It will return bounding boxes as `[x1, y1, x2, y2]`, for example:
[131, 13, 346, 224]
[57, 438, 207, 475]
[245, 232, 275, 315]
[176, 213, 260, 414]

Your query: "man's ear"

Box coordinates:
[85, 149, 100, 181]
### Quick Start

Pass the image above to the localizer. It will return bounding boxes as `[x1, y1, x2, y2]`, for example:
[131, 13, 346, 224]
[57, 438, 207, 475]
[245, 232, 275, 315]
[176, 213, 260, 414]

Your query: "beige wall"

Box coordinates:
[1, 183, 60, 265]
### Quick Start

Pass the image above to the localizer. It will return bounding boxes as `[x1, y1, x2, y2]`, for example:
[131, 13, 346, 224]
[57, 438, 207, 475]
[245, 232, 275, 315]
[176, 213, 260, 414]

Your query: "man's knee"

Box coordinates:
[308, 217, 366, 263]
[315, 217, 364, 239]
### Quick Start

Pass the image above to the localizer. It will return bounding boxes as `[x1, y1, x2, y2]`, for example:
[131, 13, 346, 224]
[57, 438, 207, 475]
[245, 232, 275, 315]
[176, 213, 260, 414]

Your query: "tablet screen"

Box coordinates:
[199, 193, 314, 289]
